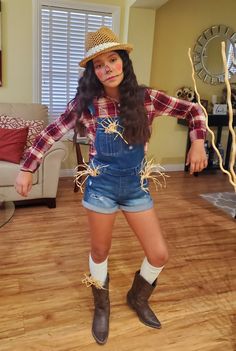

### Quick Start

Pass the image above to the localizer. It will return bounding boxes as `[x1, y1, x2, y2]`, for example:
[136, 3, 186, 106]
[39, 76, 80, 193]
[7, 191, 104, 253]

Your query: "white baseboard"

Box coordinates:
[60, 164, 185, 178]
[156, 164, 185, 172]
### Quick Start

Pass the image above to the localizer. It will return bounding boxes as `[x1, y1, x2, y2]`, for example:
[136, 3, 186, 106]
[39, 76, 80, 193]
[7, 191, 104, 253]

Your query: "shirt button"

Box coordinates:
[129, 146, 133, 150]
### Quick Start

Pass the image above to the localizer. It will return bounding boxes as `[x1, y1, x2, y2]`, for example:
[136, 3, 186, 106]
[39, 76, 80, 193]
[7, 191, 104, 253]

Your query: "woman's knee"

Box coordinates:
[91, 246, 110, 263]
[147, 247, 169, 267]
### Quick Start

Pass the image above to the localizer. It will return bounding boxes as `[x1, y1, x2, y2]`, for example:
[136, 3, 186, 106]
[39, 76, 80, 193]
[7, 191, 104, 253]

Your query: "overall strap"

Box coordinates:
[88, 103, 96, 116]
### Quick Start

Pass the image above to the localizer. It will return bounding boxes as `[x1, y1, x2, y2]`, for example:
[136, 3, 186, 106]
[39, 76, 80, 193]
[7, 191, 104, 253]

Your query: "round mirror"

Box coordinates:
[193, 25, 236, 85]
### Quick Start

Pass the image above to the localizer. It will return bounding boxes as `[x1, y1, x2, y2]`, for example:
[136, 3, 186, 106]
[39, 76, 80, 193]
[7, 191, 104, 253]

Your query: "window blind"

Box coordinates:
[41, 5, 112, 121]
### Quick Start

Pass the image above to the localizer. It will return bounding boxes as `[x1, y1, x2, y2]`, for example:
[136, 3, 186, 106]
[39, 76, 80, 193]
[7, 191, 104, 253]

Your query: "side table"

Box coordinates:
[178, 114, 236, 172]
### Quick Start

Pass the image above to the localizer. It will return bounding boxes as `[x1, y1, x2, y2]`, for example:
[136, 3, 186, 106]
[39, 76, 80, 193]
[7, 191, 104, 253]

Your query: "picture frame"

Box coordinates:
[213, 104, 228, 115]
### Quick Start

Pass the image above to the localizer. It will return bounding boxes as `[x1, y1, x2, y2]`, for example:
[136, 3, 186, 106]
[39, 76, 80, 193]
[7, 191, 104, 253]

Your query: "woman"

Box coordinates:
[15, 27, 207, 345]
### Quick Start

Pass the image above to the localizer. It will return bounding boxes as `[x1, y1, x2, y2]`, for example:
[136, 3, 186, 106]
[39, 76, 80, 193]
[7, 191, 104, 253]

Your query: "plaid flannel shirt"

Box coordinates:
[21, 88, 206, 172]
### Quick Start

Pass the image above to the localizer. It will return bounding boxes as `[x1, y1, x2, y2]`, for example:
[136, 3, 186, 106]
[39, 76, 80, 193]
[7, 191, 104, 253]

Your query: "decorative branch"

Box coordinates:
[188, 48, 236, 191]
[221, 41, 236, 184]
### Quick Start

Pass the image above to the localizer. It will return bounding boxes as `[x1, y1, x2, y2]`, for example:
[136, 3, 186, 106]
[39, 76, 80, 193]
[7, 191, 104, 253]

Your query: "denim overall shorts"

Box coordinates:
[82, 112, 153, 214]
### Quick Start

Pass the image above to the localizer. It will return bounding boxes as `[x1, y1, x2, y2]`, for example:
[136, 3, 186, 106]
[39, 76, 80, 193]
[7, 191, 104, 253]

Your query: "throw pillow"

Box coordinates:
[0, 115, 44, 158]
[0, 127, 29, 164]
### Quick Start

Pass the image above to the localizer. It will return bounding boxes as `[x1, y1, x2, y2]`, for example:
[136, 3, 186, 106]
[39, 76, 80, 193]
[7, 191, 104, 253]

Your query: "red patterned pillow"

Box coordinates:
[0, 115, 44, 158]
[0, 127, 29, 164]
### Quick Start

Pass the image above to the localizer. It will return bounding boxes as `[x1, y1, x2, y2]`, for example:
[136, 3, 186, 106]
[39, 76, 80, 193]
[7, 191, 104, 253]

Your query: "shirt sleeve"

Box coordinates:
[21, 99, 80, 173]
[145, 88, 206, 142]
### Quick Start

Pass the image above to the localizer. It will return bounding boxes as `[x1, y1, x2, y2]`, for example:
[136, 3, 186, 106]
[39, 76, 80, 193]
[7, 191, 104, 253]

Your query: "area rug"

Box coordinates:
[200, 192, 236, 218]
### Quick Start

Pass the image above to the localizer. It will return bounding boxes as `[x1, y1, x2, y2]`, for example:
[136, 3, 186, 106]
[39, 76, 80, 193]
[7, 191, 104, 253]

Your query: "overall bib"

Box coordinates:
[82, 112, 153, 214]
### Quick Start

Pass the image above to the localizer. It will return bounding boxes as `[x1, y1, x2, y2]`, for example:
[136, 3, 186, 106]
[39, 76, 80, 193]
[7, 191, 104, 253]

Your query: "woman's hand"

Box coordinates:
[15, 171, 33, 197]
[186, 139, 208, 174]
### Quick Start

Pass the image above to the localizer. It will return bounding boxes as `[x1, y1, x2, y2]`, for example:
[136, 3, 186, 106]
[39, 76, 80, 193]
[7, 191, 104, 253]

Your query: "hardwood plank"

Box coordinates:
[0, 171, 235, 350]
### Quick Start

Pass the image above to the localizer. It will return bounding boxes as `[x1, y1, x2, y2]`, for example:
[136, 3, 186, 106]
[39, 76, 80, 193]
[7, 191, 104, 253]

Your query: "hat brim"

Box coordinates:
[79, 43, 133, 68]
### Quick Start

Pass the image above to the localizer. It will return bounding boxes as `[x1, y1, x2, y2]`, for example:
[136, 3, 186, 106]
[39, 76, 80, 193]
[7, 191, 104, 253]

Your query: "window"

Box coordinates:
[33, 0, 119, 121]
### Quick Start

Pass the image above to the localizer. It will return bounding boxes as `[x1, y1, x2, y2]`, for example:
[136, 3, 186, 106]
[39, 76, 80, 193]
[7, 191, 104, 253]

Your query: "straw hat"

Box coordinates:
[79, 27, 133, 68]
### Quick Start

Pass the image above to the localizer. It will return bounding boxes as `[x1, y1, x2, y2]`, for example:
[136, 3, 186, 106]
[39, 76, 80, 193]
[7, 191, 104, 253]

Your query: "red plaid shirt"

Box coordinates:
[21, 88, 206, 172]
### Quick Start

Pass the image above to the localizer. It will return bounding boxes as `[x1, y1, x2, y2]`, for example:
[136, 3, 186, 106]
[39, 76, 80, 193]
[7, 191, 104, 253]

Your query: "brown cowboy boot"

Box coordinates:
[127, 271, 161, 329]
[91, 275, 110, 344]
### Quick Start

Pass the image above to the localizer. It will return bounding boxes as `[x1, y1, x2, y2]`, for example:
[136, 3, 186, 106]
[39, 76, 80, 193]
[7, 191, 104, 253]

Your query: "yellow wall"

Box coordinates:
[147, 0, 236, 166]
[151, 0, 236, 99]
[128, 7, 156, 85]
[123, 0, 136, 41]
[0, 0, 33, 103]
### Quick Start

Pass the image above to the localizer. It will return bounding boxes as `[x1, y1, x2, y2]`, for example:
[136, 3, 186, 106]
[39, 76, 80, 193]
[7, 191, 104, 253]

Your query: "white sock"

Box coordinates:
[140, 257, 164, 285]
[89, 253, 108, 285]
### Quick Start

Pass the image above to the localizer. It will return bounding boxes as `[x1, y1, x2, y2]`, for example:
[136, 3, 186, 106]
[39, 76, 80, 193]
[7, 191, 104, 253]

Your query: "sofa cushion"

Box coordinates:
[0, 160, 38, 186]
[0, 127, 29, 164]
[0, 115, 44, 158]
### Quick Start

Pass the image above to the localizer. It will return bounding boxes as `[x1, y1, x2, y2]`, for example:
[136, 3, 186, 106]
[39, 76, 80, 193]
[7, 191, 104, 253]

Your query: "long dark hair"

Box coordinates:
[74, 50, 150, 144]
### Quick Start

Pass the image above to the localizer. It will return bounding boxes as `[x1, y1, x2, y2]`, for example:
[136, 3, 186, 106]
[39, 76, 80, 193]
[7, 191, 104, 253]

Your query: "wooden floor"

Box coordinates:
[0, 171, 235, 351]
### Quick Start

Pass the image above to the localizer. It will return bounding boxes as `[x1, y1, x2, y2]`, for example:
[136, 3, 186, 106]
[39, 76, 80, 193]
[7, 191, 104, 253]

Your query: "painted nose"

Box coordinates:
[104, 65, 112, 73]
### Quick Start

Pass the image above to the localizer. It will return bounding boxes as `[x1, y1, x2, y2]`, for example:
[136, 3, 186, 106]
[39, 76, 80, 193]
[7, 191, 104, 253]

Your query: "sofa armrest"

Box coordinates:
[44, 140, 68, 158]
[41, 141, 68, 198]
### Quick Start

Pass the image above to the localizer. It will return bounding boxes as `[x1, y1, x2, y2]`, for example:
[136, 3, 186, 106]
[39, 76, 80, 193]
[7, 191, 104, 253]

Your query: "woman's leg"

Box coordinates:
[87, 208, 116, 285]
[123, 207, 168, 329]
[86, 209, 116, 345]
[87, 209, 116, 262]
[123, 207, 169, 268]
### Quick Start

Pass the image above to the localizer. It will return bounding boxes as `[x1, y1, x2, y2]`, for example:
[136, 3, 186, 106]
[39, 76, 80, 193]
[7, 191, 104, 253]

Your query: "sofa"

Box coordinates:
[0, 103, 68, 208]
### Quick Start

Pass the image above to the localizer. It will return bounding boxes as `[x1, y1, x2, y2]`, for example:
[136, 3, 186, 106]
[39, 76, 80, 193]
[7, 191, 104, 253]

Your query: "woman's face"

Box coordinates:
[93, 51, 124, 89]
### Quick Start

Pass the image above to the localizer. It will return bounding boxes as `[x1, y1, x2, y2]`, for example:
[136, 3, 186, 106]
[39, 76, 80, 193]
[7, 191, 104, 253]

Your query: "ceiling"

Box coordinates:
[131, 0, 169, 9]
